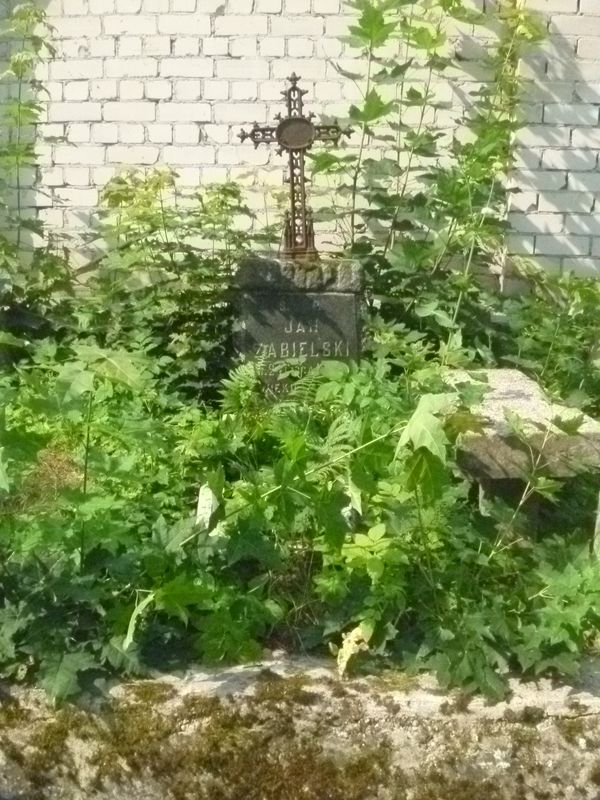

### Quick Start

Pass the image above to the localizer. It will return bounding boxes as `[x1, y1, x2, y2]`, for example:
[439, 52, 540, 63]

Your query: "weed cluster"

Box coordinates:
[0, 0, 599, 702]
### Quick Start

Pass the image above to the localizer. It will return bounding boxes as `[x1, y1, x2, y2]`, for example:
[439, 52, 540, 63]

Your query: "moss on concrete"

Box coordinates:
[91, 674, 399, 800]
[1, 669, 600, 800]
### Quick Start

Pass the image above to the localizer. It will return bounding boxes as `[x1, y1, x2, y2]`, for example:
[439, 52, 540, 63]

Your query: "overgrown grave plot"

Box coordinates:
[2, 0, 600, 708]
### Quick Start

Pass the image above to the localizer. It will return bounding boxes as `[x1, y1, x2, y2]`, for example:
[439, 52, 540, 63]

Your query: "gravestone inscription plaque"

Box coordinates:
[236, 256, 362, 365]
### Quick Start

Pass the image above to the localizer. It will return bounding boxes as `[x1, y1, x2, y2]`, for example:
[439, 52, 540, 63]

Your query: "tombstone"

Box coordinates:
[236, 75, 361, 373]
[451, 369, 600, 480]
[235, 255, 362, 366]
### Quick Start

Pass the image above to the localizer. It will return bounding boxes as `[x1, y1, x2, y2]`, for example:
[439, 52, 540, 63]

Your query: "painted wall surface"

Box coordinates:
[25, 0, 600, 275]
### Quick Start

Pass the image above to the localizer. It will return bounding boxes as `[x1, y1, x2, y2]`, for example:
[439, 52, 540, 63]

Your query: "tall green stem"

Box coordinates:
[384, 15, 440, 258]
[79, 387, 94, 571]
[349, 48, 373, 248]
[14, 35, 25, 250]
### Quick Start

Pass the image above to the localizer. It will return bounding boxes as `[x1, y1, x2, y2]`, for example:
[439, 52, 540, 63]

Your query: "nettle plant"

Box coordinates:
[317, 0, 600, 409]
[76, 169, 257, 398]
[2, 331, 599, 700]
[313, 0, 544, 360]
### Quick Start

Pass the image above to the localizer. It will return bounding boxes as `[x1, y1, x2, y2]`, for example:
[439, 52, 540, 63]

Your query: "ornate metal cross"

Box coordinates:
[239, 74, 352, 260]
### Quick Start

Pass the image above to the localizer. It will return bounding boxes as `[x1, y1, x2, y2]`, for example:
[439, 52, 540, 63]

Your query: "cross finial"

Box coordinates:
[239, 75, 353, 260]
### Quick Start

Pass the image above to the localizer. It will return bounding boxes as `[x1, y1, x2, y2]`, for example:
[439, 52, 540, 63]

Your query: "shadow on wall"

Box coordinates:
[450, 1, 599, 279]
[508, 8, 599, 279]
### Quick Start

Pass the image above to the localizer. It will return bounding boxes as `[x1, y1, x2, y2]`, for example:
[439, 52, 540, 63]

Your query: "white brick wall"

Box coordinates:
[16, 0, 600, 276]
[509, 0, 600, 277]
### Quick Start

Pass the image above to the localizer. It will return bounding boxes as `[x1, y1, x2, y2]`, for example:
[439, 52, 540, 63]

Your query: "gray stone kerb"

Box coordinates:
[236, 254, 363, 294]
[6, 655, 600, 800]
[448, 369, 600, 481]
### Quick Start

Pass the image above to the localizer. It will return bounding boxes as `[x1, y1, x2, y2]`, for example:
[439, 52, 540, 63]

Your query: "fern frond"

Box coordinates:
[287, 367, 323, 406]
[267, 408, 303, 444]
[219, 356, 268, 415]
[321, 413, 361, 464]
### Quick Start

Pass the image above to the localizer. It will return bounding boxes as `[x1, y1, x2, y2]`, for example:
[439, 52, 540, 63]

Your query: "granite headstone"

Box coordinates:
[235, 255, 362, 367]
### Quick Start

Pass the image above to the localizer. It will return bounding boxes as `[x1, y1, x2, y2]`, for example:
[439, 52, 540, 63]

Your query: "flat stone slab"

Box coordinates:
[450, 369, 600, 480]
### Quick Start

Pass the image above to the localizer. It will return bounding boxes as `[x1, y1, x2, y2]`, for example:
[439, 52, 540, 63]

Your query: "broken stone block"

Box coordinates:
[450, 369, 600, 481]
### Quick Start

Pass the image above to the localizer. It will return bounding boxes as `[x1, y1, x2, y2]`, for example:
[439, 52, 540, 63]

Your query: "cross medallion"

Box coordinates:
[240, 74, 352, 260]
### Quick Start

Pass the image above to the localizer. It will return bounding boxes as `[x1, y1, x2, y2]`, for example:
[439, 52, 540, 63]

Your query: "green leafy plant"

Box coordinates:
[77, 169, 256, 398]
[0, 0, 52, 245]
[313, 0, 544, 360]
[2, 331, 598, 701]
[0, 1, 73, 362]
[499, 264, 600, 413]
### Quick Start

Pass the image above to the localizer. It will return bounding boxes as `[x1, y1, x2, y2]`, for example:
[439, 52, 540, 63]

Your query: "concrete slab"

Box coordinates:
[4, 656, 600, 799]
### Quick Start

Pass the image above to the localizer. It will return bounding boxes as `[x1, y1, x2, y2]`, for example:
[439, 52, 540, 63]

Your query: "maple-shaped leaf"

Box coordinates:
[398, 406, 449, 463]
[39, 651, 96, 702]
[349, 89, 394, 124]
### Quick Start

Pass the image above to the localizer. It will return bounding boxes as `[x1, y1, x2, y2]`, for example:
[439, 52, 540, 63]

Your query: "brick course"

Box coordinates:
[508, 1, 600, 274]
[25, 0, 600, 275]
